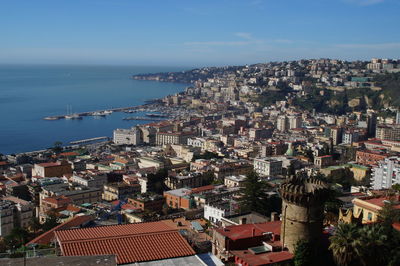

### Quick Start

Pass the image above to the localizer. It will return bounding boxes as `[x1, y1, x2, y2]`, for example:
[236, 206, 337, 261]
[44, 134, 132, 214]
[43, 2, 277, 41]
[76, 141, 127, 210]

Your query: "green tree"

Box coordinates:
[52, 141, 63, 153]
[294, 240, 313, 266]
[378, 200, 400, 229]
[4, 227, 30, 250]
[239, 171, 276, 216]
[147, 168, 169, 194]
[201, 171, 215, 186]
[42, 211, 60, 232]
[357, 225, 389, 266]
[329, 223, 362, 266]
[29, 217, 42, 234]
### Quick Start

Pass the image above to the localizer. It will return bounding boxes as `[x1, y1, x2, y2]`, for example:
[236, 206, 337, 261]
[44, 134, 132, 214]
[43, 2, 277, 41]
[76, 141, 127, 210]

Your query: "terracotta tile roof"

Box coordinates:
[27, 215, 93, 246]
[55, 221, 195, 264]
[354, 196, 400, 211]
[38, 162, 61, 167]
[232, 250, 293, 266]
[393, 222, 400, 231]
[215, 221, 281, 241]
[43, 195, 72, 206]
[190, 185, 215, 194]
[59, 152, 79, 157]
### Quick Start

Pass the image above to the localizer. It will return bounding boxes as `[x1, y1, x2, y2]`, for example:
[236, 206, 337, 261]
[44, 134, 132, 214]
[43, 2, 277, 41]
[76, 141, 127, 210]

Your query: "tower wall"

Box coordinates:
[281, 200, 324, 252]
[279, 177, 328, 253]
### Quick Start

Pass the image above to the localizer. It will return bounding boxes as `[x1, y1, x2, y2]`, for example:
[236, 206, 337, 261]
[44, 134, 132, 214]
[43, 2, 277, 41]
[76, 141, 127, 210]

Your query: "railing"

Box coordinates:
[0, 248, 57, 259]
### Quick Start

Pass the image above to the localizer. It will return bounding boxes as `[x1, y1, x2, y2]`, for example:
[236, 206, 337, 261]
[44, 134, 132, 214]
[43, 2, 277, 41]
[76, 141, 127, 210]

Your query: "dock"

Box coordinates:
[122, 116, 167, 121]
[43, 104, 151, 121]
[70, 136, 110, 145]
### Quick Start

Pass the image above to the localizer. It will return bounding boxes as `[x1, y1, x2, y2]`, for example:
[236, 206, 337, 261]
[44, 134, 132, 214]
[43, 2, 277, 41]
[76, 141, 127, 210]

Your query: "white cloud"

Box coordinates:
[235, 32, 253, 40]
[184, 41, 251, 46]
[335, 42, 400, 49]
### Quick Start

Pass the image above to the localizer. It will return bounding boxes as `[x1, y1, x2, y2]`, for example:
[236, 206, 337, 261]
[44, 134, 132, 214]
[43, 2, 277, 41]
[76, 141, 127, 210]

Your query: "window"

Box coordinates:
[368, 212, 372, 221]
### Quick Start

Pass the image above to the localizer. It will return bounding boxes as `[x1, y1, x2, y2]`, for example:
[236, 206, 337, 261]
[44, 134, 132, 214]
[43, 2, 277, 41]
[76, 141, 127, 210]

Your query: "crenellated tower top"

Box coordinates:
[280, 175, 329, 207]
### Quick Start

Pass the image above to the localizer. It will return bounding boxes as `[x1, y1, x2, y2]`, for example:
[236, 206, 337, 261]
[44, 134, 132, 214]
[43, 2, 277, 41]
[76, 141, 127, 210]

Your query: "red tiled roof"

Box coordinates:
[232, 250, 293, 266]
[354, 196, 400, 211]
[393, 222, 400, 231]
[38, 162, 61, 167]
[190, 185, 215, 194]
[55, 221, 195, 264]
[43, 195, 72, 205]
[215, 221, 281, 241]
[56, 221, 174, 241]
[27, 215, 93, 246]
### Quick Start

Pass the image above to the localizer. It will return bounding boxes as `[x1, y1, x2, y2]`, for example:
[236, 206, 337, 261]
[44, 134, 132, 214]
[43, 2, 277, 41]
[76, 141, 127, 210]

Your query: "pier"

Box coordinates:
[122, 116, 167, 121]
[43, 104, 152, 121]
[70, 136, 110, 145]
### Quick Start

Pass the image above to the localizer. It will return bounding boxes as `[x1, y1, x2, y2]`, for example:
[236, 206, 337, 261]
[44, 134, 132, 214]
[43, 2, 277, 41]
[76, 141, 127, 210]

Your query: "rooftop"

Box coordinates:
[27, 215, 93, 246]
[55, 221, 195, 264]
[215, 221, 281, 241]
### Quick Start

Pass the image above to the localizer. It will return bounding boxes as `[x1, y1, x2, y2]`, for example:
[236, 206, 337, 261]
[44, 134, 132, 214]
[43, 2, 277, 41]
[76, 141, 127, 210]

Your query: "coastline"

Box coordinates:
[0, 65, 190, 155]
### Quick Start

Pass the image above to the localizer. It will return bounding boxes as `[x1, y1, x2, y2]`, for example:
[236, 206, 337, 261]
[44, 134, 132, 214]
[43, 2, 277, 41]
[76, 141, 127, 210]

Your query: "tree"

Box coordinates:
[238, 171, 276, 216]
[147, 168, 169, 194]
[4, 227, 30, 250]
[294, 239, 334, 266]
[42, 211, 60, 232]
[201, 171, 215, 186]
[378, 200, 400, 229]
[29, 217, 42, 234]
[329, 223, 362, 266]
[357, 225, 389, 266]
[294, 240, 313, 266]
[52, 141, 63, 153]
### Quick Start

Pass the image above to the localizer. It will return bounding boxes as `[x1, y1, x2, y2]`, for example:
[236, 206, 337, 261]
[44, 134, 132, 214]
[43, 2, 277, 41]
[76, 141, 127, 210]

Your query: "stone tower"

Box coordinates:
[280, 176, 329, 252]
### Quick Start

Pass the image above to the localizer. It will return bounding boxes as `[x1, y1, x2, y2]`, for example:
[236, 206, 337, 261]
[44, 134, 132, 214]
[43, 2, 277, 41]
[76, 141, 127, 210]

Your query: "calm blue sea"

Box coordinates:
[0, 65, 189, 155]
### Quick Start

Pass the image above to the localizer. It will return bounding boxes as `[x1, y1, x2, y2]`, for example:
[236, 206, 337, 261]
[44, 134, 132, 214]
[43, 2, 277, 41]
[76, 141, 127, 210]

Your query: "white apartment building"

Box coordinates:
[276, 116, 288, 132]
[253, 157, 282, 177]
[371, 157, 400, 190]
[187, 137, 206, 150]
[204, 201, 233, 225]
[71, 173, 108, 188]
[113, 127, 142, 145]
[224, 175, 246, 188]
[288, 115, 302, 129]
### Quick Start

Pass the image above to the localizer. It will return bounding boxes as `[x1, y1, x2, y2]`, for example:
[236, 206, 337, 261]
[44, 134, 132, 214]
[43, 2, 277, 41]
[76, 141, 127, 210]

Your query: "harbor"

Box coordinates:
[43, 104, 153, 121]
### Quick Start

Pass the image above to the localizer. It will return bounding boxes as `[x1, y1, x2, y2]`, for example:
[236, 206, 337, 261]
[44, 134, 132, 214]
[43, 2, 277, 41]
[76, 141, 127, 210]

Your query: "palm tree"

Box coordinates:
[329, 223, 362, 266]
[357, 225, 388, 266]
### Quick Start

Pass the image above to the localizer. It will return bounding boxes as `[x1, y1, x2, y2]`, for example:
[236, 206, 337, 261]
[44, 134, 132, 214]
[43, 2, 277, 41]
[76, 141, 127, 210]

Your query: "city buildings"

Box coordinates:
[253, 157, 282, 176]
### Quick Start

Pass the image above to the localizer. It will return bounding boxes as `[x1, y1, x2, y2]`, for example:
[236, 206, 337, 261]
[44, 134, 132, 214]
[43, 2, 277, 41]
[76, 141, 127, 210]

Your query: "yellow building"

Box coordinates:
[353, 196, 400, 224]
[349, 164, 370, 181]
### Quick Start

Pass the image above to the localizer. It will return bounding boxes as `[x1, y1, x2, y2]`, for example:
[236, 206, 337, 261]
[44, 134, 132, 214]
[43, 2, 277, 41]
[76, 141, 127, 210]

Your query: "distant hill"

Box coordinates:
[374, 72, 400, 107]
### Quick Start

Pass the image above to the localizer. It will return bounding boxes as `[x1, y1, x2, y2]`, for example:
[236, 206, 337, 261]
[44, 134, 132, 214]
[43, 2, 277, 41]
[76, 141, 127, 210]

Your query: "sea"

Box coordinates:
[0, 65, 190, 155]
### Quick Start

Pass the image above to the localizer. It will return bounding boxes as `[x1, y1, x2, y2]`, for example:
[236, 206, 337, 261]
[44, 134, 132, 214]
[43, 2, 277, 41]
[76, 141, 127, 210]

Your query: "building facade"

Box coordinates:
[253, 158, 282, 176]
[371, 157, 400, 189]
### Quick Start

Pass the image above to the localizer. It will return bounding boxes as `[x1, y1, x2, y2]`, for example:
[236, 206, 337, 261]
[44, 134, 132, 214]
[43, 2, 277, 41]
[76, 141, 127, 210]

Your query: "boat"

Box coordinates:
[44, 116, 60, 120]
[92, 111, 107, 117]
[145, 113, 169, 118]
[65, 114, 82, 120]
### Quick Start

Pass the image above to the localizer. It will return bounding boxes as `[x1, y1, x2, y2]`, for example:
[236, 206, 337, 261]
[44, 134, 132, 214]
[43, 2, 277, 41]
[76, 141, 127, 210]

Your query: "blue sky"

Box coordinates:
[0, 0, 399, 66]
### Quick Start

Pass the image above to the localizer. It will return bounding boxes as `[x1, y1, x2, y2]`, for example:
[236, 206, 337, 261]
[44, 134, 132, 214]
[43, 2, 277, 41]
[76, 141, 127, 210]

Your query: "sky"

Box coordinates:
[0, 0, 399, 67]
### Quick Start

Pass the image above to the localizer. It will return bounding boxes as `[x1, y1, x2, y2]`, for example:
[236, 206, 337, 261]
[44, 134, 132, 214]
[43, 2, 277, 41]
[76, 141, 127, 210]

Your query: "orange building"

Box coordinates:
[32, 161, 72, 178]
[163, 188, 192, 209]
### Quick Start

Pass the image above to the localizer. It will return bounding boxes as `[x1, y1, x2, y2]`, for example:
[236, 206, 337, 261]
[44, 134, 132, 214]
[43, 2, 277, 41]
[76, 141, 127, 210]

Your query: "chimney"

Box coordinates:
[252, 228, 256, 237]
[270, 212, 279, 222]
[241, 218, 247, 224]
